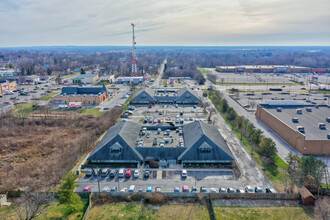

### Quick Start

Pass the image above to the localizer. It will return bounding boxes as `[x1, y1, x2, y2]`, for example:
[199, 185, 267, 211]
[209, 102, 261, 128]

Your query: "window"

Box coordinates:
[110, 143, 122, 153]
[198, 142, 212, 153]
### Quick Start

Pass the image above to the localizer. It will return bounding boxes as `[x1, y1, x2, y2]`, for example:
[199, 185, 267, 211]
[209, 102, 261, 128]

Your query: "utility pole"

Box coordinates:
[131, 23, 138, 77]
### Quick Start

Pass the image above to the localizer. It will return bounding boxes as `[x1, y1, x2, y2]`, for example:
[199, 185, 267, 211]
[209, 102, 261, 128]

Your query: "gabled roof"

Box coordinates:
[130, 88, 157, 103]
[175, 87, 200, 103]
[176, 87, 198, 98]
[61, 85, 107, 95]
[178, 121, 234, 160]
[87, 121, 143, 161]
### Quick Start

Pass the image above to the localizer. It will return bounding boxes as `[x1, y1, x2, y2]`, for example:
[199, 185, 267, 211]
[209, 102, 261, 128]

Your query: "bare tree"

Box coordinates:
[14, 192, 54, 220]
[314, 196, 330, 220]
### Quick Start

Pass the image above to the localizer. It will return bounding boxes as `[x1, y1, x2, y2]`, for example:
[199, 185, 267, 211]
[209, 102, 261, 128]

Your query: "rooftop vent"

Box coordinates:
[296, 109, 302, 114]
[292, 118, 299, 123]
[319, 123, 326, 130]
[277, 107, 282, 112]
[326, 117, 330, 123]
[297, 126, 305, 133]
[306, 107, 312, 112]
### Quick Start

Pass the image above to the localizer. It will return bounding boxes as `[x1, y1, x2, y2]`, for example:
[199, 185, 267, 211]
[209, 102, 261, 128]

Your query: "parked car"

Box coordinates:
[227, 188, 235, 193]
[129, 185, 135, 192]
[100, 168, 109, 177]
[200, 187, 207, 193]
[109, 169, 118, 177]
[219, 188, 227, 193]
[137, 189, 143, 192]
[236, 189, 245, 193]
[174, 187, 180, 192]
[125, 169, 132, 178]
[128, 106, 135, 110]
[120, 187, 127, 192]
[266, 188, 276, 193]
[155, 187, 162, 193]
[102, 187, 109, 192]
[255, 187, 264, 193]
[182, 185, 189, 192]
[210, 188, 217, 193]
[83, 186, 91, 192]
[118, 168, 125, 178]
[133, 169, 139, 178]
[144, 170, 151, 178]
[146, 187, 152, 192]
[110, 186, 117, 192]
[181, 169, 187, 178]
[245, 186, 254, 193]
[86, 169, 93, 177]
[191, 186, 198, 193]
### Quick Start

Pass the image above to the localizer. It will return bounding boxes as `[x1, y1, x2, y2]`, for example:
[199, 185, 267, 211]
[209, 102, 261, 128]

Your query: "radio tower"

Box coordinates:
[131, 23, 138, 77]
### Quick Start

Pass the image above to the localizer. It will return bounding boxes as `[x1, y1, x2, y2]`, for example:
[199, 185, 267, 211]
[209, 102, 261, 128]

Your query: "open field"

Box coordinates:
[77, 108, 103, 117]
[214, 207, 313, 220]
[87, 203, 210, 220]
[0, 108, 121, 192]
[0, 200, 88, 220]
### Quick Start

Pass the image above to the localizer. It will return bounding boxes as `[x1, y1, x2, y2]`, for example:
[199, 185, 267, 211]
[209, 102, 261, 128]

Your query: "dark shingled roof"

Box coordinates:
[136, 147, 186, 160]
[87, 121, 143, 162]
[61, 85, 107, 95]
[178, 121, 234, 161]
[130, 88, 157, 104]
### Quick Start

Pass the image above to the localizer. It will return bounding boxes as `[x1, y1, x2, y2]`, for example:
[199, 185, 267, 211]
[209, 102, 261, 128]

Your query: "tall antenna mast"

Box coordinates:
[131, 23, 138, 77]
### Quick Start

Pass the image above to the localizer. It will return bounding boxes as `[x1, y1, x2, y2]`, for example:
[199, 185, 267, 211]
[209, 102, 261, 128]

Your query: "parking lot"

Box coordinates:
[76, 168, 243, 193]
[213, 72, 296, 84]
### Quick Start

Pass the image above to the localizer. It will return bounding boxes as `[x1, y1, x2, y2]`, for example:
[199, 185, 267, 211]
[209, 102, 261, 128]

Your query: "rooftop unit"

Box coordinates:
[296, 109, 302, 114]
[319, 123, 326, 130]
[276, 107, 282, 112]
[326, 117, 330, 123]
[292, 117, 299, 123]
[297, 126, 305, 134]
[306, 107, 312, 112]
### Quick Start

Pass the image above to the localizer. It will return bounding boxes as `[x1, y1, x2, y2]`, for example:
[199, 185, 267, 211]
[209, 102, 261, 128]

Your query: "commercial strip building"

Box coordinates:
[0, 81, 17, 95]
[87, 121, 234, 167]
[51, 85, 109, 105]
[256, 101, 330, 155]
[72, 74, 99, 84]
[216, 65, 311, 73]
[130, 87, 200, 105]
[115, 76, 144, 84]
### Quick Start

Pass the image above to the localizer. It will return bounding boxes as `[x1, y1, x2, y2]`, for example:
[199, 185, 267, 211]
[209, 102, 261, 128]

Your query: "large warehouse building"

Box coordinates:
[216, 65, 311, 73]
[87, 121, 234, 167]
[256, 101, 330, 155]
[51, 85, 109, 105]
[72, 74, 99, 84]
[130, 87, 200, 105]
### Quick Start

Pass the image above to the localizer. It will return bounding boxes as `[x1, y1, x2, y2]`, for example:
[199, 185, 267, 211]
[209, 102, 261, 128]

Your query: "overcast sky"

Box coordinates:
[1, 0, 330, 47]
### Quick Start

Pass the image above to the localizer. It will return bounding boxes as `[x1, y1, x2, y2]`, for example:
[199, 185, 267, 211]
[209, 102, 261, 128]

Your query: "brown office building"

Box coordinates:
[51, 85, 109, 105]
[256, 101, 330, 155]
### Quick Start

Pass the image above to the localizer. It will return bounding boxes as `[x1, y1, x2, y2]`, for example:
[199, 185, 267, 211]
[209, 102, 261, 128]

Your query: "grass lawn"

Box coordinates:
[0, 200, 88, 220]
[214, 207, 313, 220]
[87, 203, 210, 220]
[77, 108, 103, 117]
[39, 91, 60, 100]
[197, 67, 211, 73]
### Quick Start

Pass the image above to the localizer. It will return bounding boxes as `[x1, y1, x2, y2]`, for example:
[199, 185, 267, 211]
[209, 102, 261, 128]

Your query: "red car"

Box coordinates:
[125, 169, 132, 178]
[155, 109, 159, 113]
[83, 186, 91, 192]
[182, 185, 189, 192]
[157, 119, 161, 123]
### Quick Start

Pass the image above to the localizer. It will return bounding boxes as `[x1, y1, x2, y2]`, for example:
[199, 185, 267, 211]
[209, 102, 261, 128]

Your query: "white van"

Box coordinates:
[118, 168, 125, 178]
[129, 185, 135, 192]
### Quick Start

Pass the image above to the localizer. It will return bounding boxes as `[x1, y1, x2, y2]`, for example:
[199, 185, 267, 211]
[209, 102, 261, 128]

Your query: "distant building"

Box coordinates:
[130, 87, 200, 105]
[51, 85, 109, 106]
[256, 101, 330, 155]
[116, 76, 144, 84]
[72, 74, 99, 84]
[87, 121, 234, 167]
[0, 69, 17, 76]
[0, 81, 17, 95]
[298, 187, 315, 205]
[216, 65, 311, 73]
[100, 75, 115, 83]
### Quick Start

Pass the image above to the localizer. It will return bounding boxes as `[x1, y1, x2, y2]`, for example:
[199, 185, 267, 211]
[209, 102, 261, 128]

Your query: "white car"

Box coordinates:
[120, 187, 127, 192]
[181, 169, 187, 177]
[102, 187, 109, 192]
[133, 169, 139, 178]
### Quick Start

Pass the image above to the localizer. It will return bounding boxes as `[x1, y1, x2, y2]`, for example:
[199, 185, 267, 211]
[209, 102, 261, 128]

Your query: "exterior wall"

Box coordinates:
[0, 81, 17, 95]
[216, 66, 311, 73]
[52, 91, 108, 105]
[256, 105, 330, 155]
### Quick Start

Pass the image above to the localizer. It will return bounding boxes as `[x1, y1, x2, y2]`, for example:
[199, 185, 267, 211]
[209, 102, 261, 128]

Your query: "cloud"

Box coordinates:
[0, 0, 329, 46]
